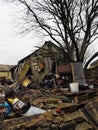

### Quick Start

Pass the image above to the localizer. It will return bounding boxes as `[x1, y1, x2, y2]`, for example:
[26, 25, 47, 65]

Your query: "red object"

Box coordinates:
[55, 108, 61, 114]
[57, 64, 71, 74]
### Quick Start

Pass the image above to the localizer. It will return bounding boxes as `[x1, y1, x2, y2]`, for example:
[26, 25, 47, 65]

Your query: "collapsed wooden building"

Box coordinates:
[1, 41, 98, 130]
[10, 41, 86, 88]
[10, 41, 70, 87]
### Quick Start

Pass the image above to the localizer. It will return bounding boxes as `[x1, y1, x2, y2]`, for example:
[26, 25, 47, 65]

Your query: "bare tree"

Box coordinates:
[6, 0, 98, 66]
[84, 52, 98, 69]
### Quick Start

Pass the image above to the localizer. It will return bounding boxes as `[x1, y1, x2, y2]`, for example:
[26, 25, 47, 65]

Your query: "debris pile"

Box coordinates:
[2, 71, 98, 129]
[0, 41, 98, 130]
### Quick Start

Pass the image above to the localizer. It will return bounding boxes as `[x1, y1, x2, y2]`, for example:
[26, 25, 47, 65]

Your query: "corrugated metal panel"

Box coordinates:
[71, 62, 86, 85]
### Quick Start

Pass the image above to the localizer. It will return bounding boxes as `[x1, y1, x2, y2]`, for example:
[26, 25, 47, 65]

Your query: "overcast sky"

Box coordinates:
[0, 1, 43, 65]
[0, 1, 98, 65]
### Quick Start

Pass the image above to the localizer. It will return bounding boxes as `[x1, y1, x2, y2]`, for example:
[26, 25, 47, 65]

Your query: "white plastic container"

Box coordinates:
[69, 82, 79, 93]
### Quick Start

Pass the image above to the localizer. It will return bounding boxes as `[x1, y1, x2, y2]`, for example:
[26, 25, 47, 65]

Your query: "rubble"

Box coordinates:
[3, 110, 94, 130]
[0, 42, 98, 129]
[2, 82, 98, 129]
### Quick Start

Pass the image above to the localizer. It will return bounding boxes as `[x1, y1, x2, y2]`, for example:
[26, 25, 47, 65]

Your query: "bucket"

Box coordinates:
[69, 82, 79, 93]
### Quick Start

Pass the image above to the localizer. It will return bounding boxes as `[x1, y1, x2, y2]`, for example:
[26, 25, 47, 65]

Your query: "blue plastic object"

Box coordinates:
[0, 102, 10, 116]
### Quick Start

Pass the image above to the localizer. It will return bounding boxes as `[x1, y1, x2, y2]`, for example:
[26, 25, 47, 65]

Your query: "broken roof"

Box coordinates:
[18, 41, 66, 63]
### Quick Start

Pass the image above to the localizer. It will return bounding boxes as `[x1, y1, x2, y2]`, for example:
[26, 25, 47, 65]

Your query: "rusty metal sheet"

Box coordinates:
[56, 64, 71, 74]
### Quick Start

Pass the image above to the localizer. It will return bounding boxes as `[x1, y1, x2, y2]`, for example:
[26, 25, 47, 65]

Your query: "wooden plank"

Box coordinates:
[85, 99, 98, 125]
[0, 113, 4, 121]
[0, 121, 4, 130]
[19, 62, 30, 80]
[74, 96, 79, 104]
